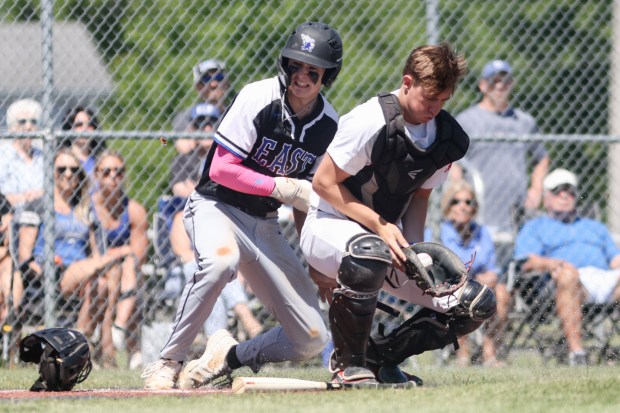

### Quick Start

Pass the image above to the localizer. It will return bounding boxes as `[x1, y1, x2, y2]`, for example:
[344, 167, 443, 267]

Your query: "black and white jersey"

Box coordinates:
[313, 91, 455, 219]
[196, 76, 339, 217]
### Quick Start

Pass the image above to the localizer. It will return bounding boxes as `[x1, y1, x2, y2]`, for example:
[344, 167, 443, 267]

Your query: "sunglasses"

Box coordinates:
[200, 72, 226, 84]
[488, 73, 513, 86]
[450, 198, 475, 207]
[551, 184, 576, 196]
[56, 166, 80, 175]
[98, 167, 125, 178]
[17, 118, 38, 126]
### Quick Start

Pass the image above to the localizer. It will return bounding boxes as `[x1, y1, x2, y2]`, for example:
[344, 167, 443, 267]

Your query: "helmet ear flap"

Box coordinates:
[277, 56, 290, 87]
[322, 65, 341, 87]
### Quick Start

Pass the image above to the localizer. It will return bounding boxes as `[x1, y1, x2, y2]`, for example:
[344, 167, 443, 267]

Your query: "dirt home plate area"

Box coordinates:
[0, 388, 232, 400]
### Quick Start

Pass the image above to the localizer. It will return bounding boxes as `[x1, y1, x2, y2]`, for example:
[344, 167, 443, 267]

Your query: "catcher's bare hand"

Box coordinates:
[374, 219, 408, 270]
[309, 266, 337, 304]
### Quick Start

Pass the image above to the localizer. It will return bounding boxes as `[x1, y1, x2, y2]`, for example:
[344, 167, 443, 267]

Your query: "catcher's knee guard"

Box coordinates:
[366, 308, 456, 367]
[337, 233, 392, 293]
[455, 279, 497, 321]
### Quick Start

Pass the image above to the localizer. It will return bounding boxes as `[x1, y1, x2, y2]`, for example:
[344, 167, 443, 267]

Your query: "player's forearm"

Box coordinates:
[209, 145, 275, 195]
[402, 189, 431, 243]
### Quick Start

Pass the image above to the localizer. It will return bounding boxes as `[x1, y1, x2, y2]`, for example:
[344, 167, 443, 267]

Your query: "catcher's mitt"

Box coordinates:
[402, 242, 468, 297]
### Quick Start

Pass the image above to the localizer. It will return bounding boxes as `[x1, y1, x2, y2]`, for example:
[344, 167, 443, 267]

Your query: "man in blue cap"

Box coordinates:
[453, 60, 549, 267]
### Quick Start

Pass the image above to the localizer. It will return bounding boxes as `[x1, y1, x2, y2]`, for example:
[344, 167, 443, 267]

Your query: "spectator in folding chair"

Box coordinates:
[91, 150, 148, 368]
[0, 99, 44, 282]
[513, 168, 620, 366]
[0, 98, 44, 209]
[168, 104, 263, 340]
[60, 106, 106, 177]
[425, 180, 509, 367]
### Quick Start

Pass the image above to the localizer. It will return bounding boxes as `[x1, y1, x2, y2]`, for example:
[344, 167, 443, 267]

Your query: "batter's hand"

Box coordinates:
[270, 177, 312, 212]
[374, 219, 409, 270]
[309, 266, 337, 304]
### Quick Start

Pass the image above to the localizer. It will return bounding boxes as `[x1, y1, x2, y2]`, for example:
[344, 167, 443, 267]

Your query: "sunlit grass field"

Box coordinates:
[1, 351, 619, 413]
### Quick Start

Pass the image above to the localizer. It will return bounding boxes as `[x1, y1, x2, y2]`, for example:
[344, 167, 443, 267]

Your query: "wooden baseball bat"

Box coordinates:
[231, 377, 418, 393]
[232, 377, 345, 393]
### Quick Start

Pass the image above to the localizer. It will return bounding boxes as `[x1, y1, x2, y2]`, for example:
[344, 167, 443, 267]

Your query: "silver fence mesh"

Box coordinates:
[1, 1, 620, 369]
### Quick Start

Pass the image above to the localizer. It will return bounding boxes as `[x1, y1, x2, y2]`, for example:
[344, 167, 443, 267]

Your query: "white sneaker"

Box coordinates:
[177, 329, 238, 389]
[141, 359, 182, 390]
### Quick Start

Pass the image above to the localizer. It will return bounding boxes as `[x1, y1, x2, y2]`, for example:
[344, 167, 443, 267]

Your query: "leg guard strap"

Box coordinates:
[366, 308, 457, 367]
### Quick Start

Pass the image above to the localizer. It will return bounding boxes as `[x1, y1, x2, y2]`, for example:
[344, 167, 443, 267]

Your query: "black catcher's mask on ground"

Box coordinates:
[277, 21, 343, 87]
[19, 328, 92, 392]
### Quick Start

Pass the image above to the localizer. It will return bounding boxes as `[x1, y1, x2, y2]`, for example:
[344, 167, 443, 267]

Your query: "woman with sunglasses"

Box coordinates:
[61, 106, 105, 176]
[428, 180, 508, 366]
[91, 150, 148, 368]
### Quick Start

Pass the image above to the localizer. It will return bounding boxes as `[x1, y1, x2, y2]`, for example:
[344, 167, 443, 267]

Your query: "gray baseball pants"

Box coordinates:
[160, 191, 328, 372]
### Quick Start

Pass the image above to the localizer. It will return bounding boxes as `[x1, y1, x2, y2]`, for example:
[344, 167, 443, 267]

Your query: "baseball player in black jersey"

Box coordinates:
[300, 43, 496, 385]
[142, 22, 343, 390]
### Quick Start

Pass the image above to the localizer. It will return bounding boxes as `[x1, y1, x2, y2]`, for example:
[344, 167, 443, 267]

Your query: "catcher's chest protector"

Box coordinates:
[19, 327, 92, 392]
[344, 93, 469, 223]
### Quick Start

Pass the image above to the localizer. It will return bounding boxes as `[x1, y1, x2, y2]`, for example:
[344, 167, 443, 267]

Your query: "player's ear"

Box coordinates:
[402, 75, 413, 91]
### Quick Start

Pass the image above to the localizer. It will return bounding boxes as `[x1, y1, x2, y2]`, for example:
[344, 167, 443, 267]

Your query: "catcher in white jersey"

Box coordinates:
[300, 43, 496, 385]
[142, 22, 343, 390]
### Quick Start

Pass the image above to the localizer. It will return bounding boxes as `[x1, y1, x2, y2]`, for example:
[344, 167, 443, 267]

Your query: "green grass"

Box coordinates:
[2, 353, 620, 413]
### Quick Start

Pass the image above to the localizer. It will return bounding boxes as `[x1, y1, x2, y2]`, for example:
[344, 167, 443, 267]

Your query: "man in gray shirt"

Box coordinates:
[454, 60, 549, 245]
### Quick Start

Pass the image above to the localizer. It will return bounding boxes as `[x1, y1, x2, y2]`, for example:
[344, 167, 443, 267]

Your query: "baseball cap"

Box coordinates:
[543, 168, 578, 191]
[190, 103, 221, 121]
[192, 59, 226, 85]
[189, 103, 221, 129]
[481, 60, 513, 80]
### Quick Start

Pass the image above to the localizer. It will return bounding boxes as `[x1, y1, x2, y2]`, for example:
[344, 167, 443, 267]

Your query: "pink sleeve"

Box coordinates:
[209, 145, 275, 196]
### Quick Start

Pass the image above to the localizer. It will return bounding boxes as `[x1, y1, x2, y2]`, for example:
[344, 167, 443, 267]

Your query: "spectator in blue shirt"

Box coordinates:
[514, 168, 620, 365]
[426, 180, 507, 366]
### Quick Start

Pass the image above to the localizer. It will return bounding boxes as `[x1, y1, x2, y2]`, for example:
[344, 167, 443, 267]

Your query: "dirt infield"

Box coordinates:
[0, 388, 231, 400]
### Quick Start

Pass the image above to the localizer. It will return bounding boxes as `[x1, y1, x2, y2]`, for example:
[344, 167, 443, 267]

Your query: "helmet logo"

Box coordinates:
[300, 34, 316, 52]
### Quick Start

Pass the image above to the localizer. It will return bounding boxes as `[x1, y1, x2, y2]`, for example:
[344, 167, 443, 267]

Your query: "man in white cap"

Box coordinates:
[171, 59, 230, 132]
[452, 60, 549, 266]
[513, 168, 620, 366]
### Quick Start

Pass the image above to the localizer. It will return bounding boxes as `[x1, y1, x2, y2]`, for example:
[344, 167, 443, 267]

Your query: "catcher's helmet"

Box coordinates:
[19, 328, 92, 392]
[277, 22, 343, 87]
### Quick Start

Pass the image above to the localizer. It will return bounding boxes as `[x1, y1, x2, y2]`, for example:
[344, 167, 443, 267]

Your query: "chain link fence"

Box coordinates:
[1, 1, 620, 369]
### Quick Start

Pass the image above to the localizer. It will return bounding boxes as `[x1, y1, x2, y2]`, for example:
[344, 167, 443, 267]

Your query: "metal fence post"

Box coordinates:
[41, 0, 57, 327]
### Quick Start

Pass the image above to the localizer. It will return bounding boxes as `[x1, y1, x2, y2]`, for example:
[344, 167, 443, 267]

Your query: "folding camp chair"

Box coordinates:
[144, 195, 187, 322]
